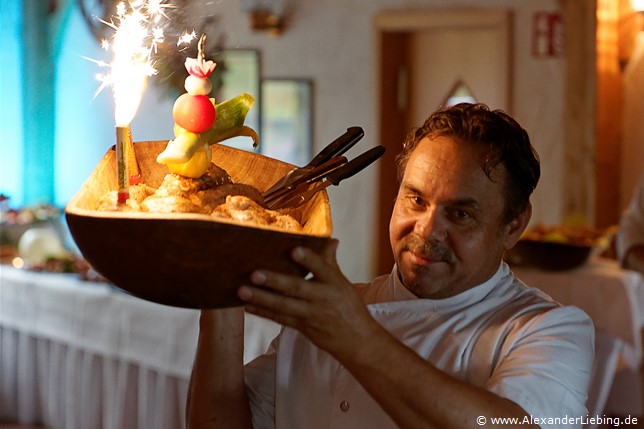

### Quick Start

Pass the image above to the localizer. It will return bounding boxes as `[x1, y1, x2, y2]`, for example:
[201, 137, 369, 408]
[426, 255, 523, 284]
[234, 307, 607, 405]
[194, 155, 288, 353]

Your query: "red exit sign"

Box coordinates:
[532, 12, 564, 58]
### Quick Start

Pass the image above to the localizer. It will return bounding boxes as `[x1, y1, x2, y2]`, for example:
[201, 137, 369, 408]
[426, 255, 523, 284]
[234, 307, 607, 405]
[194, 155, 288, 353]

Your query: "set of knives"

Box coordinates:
[262, 127, 385, 210]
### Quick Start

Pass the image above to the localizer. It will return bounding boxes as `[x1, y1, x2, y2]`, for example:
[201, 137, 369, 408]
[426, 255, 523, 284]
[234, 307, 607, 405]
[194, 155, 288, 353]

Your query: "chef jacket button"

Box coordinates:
[340, 400, 350, 412]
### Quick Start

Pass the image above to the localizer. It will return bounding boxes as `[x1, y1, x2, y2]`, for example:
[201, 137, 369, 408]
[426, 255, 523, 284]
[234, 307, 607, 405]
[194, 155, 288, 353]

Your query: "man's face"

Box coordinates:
[389, 136, 525, 299]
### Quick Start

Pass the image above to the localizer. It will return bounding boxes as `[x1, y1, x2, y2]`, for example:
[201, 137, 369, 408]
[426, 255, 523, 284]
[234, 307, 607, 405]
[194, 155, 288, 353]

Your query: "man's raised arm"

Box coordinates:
[186, 307, 253, 429]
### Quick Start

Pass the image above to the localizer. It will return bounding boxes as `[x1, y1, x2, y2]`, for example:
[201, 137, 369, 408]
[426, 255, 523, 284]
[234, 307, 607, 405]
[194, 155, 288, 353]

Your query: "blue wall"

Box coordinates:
[0, 0, 26, 207]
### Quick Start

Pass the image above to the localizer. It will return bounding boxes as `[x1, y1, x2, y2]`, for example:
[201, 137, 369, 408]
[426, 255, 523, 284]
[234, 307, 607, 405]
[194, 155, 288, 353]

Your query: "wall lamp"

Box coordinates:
[242, 0, 288, 36]
[633, 0, 644, 12]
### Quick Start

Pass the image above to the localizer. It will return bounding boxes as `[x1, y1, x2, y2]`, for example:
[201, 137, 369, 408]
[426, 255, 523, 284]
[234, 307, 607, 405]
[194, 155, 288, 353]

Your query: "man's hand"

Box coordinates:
[237, 239, 379, 358]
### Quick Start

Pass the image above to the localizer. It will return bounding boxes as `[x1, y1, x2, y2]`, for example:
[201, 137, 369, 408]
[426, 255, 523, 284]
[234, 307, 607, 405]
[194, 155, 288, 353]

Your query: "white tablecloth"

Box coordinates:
[513, 256, 644, 416]
[0, 266, 282, 429]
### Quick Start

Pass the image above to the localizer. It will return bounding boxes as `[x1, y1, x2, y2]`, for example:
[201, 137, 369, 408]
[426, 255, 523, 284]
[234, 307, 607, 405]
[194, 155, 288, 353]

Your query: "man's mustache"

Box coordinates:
[401, 236, 454, 264]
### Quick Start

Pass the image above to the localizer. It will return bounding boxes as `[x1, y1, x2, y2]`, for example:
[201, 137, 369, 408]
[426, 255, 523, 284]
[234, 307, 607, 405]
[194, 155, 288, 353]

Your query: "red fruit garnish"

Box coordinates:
[172, 94, 216, 133]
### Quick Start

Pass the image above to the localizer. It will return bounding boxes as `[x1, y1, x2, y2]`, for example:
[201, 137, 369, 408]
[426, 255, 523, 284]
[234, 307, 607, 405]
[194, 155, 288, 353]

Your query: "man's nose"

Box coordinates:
[414, 208, 447, 241]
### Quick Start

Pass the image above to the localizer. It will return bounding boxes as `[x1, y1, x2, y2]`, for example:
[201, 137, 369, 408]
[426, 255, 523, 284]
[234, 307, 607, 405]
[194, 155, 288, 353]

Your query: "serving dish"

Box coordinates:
[505, 239, 592, 271]
[65, 141, 333, 309]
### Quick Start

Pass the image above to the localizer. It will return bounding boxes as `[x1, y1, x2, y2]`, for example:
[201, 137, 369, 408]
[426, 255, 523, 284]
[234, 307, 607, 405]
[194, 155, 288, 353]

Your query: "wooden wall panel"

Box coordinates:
[596, 0, 624, 227]
[561, 0, 598, 226]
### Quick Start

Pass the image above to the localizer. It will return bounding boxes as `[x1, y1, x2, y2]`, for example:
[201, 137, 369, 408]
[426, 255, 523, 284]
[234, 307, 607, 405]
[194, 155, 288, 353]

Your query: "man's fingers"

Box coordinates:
[320, 239, 340, 265]
[291, 243, 344, 284]
[240, 269, 315, 310]
[238, 283, 308, 326]
[248, 269, 317, 300]
[236, 242, 352, 330]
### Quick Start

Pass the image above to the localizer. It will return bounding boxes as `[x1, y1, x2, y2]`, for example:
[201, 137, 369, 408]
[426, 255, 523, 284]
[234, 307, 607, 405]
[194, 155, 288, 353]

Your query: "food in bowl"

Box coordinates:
[520, 223, 602, 247]
[95, 162, 303, 232]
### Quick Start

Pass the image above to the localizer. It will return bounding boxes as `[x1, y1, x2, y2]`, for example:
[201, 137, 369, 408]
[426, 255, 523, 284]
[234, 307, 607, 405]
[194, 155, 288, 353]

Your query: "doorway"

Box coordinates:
[374, 9, 513, 276]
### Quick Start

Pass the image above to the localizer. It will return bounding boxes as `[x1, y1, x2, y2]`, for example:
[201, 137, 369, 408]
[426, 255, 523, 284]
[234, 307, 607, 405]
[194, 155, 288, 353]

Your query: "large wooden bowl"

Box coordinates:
[65, 141, 333, 309]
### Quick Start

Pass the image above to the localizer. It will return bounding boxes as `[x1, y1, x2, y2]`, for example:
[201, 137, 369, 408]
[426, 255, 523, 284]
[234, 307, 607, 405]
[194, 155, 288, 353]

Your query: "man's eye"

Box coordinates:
[451, 209, 471, 221]
[410, 196, 428, 208]
[402, 195, 424, 209]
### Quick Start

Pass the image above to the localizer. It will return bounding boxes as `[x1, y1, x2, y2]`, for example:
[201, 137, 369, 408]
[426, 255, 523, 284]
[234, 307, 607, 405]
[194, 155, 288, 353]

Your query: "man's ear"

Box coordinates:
[503, 203, 532, 250]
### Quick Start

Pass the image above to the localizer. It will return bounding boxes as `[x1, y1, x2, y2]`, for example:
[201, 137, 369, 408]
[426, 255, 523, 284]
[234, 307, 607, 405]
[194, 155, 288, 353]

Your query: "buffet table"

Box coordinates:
[0, 266, 282, 429]
[513, 256, 644, 417]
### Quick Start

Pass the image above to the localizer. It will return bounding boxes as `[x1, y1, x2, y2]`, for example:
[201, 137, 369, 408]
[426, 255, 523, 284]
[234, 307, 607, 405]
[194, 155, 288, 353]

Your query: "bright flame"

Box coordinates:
[92, 1, 174, 126]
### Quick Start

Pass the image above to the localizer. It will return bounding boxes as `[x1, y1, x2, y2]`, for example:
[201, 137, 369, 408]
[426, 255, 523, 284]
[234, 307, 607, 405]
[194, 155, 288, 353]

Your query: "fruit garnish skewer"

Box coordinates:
[157, 34, 258, 178]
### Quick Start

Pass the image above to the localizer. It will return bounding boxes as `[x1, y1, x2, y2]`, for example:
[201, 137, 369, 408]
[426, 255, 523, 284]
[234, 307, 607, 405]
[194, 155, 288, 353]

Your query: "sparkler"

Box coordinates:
[91, 0, 176, 204]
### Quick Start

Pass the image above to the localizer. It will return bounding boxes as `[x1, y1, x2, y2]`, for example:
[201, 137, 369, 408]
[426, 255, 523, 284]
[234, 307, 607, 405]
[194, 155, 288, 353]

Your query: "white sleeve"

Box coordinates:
[617, 173, 644, 264]
[485, 306, 595, 429]
[245, 336, 279, 429]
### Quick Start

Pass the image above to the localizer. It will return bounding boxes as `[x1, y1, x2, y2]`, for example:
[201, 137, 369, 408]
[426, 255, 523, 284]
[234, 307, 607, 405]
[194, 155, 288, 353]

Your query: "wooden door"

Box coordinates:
[374, 10, 513, 276]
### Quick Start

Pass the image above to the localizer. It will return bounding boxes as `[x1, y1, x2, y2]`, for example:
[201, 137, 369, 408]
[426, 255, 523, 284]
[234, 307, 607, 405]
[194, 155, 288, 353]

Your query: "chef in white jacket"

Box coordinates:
[187, 103, 594, 429]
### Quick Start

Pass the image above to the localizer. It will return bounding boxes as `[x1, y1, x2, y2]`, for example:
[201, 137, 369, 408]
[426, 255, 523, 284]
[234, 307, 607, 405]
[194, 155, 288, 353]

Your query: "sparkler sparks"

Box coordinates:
[177, 30, 197, 46]
[88, 0, 177, 125]
[83, 0, 180, 203]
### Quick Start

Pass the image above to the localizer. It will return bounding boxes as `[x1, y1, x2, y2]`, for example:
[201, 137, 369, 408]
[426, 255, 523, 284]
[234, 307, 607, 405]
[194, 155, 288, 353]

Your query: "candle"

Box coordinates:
[114, 124, 140, 203]
[115, 126, 131, 203]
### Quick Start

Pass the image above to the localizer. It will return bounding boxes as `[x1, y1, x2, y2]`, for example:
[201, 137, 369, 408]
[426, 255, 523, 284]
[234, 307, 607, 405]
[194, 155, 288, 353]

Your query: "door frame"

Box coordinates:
[372, 9, 513, 276]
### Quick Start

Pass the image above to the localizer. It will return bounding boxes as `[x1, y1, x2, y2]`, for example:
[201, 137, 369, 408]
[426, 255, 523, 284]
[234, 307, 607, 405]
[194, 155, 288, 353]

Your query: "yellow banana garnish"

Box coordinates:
[166, 144, 212, 178]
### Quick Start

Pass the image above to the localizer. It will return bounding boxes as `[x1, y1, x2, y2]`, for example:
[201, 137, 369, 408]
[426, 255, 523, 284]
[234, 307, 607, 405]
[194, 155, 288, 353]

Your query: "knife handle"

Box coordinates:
[264, 156, 347, 205]
[325, 146, 386, 186]
[267, 146, 385, 210]
[308, 126, 364, 167]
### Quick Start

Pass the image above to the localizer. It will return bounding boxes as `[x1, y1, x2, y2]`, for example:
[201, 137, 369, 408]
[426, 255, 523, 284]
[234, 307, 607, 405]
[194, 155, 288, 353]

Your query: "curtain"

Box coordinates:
[0, 0, 73, 207]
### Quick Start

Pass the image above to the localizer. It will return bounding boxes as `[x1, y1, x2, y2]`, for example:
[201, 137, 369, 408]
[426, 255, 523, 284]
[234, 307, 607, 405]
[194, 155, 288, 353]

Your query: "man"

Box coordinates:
[187, 103, 594, 428]
[616, 172, 644, 274]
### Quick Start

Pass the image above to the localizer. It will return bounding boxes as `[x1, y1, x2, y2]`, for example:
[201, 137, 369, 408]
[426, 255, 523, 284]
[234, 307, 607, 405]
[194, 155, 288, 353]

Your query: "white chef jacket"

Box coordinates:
[617, 173, 644, 264]
[244, 262, 594, 429]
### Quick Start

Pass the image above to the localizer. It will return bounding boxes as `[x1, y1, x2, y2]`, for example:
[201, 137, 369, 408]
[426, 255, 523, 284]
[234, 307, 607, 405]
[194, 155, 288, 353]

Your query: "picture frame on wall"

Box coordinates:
[260, 78, 313, 167]
[217, 49, 261, 151]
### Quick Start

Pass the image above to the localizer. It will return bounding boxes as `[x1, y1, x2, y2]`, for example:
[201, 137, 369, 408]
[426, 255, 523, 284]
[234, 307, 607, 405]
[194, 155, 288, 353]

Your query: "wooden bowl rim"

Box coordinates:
[65, 199, 332, 237]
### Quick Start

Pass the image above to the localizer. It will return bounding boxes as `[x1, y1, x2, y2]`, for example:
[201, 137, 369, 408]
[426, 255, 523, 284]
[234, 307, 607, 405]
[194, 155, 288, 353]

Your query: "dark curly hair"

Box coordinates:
[395, 103, 540, 225]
